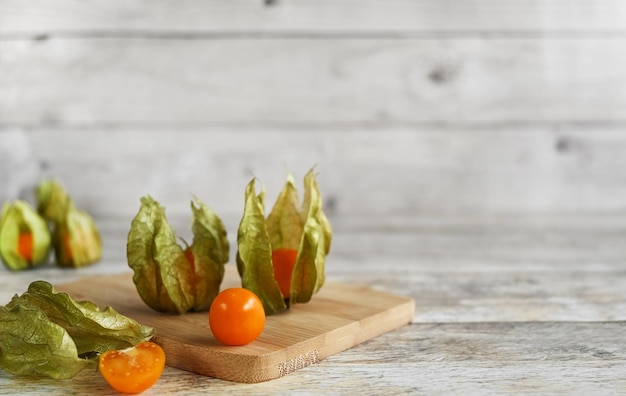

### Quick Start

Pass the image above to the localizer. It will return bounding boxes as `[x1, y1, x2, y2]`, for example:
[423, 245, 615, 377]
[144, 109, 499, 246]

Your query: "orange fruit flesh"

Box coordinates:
[62, 232, 73, 261]
[99, 341, 165, 394]
[271, 248, 298, 298]
[18, 233, 33, 262]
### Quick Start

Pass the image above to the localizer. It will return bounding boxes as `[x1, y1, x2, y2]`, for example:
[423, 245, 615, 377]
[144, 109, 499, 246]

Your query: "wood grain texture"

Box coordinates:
[1, 321, 624, 394]
[1, 0, 625, 34]
[3, 128, 626, 221]
[2, 38, 625, 125]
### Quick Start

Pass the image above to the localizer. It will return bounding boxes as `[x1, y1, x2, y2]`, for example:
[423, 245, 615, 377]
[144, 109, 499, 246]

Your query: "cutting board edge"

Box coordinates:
[156, 296, 415, 383]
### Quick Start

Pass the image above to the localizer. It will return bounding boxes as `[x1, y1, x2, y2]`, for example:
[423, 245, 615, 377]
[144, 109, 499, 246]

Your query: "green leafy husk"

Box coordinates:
[189, 198, 230, 311]
[127, 195, 229, 314]
[0, 281, 154, 379]
[237, 168, 332, 314]
[16, 281, 155, 354]
[36, 179, 71, 224]
[0, 200, 51, 270]
[35, 179, 102, 268]
[293, 170, 332, 299]
[236, 180, 287, 315]
[53, 204, 102, 268]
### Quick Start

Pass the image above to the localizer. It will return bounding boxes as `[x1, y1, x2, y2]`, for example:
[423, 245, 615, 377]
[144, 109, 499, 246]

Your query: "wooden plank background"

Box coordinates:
[2, 1, 626, 222]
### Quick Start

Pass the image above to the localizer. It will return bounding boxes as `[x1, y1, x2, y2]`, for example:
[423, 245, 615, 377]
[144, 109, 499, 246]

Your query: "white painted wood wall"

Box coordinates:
[1, 1, 626, 232]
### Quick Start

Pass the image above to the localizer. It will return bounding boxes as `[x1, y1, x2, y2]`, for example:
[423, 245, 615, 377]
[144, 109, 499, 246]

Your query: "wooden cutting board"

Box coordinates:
[57, 267, 414, 383]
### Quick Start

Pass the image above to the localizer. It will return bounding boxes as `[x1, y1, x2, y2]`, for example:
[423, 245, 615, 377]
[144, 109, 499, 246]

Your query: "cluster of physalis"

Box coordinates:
[0, 169, 332, 394]
[127, 168, 332, 316]
[0, 180, 102, 270]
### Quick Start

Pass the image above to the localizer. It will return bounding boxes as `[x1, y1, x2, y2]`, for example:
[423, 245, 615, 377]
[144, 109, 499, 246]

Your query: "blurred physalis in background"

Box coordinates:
[0, 180, 102, 270]
[0, 200, 51, 270]
[37, 180, 102, 268]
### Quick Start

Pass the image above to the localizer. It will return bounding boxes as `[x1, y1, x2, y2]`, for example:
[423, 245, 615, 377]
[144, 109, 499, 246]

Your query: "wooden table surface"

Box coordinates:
[1, 215, 625, 395]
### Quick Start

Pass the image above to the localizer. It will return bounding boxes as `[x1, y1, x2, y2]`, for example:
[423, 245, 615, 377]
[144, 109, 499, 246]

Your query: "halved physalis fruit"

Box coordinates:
[236, 168, 332, 315]
[0, 200, 51, 270]
[127, 196, 229, 314]
[99, 341, 165, 394]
